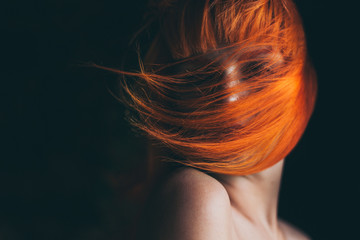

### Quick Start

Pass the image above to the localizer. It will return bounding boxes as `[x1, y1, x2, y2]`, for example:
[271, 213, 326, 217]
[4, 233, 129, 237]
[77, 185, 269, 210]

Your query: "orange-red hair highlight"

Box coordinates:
[97, 0, 317, 175]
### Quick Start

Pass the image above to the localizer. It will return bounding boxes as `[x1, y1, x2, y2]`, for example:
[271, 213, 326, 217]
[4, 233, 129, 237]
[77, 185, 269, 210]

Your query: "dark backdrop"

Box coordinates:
[2, 0, 359, 239]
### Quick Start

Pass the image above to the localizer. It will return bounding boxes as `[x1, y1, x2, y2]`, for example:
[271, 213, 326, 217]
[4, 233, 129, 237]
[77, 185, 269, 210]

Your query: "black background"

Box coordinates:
[1, 0, 359, 239]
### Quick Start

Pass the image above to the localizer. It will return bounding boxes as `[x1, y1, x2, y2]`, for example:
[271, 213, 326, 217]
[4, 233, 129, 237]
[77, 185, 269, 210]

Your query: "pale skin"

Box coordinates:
[152, 159, 310, 240]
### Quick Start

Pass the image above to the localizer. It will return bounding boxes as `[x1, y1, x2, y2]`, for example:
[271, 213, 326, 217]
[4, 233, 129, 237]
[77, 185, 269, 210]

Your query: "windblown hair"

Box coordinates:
[101, 0, 317, 175]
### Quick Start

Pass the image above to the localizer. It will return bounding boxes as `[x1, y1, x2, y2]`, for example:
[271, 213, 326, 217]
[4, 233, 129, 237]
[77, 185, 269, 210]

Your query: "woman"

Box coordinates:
[99, 0, 317, 239]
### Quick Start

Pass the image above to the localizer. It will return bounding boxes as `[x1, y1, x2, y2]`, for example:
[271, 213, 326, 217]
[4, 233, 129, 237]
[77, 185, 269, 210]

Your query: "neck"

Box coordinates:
[212, 159, 285, 234]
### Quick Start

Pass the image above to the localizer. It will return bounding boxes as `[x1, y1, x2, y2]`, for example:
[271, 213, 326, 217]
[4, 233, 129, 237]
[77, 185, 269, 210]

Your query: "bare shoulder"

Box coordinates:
[279, 219, 311, 240]
[162, 167, 229, 199]
[156, 167, 232, 240]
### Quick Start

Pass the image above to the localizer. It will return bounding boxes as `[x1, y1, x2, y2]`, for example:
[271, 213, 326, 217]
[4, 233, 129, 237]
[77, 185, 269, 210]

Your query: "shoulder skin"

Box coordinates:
[155, 167, 233, 240]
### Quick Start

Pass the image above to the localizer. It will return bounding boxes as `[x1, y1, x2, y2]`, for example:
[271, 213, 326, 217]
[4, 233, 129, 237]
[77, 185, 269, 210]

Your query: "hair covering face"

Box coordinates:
[99, 0, 317, 175]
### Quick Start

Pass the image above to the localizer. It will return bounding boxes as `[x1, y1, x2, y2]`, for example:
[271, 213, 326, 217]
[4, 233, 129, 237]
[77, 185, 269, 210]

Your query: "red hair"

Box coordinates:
[97, 0, 317, 175]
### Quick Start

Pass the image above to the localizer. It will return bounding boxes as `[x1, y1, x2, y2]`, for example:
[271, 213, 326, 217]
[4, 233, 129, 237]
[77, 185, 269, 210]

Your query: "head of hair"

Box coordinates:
[100, 0, 317, 176]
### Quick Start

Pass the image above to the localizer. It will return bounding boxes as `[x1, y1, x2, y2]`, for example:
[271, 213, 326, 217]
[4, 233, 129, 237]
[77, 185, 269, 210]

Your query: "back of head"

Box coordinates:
[119, 0, 317, 175]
